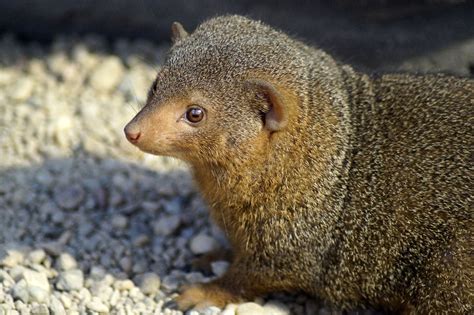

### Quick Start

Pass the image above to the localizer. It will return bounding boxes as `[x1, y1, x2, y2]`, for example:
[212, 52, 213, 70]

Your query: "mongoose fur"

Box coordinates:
[124, 15, 473, 313]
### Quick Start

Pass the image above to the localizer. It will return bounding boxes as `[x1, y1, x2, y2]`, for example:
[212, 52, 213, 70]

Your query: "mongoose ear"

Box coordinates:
[245, 79, 289, 132]
[171, 22, 189, 44]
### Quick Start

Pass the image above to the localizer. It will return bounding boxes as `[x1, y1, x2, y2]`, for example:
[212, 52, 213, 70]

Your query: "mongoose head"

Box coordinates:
[124, 15, 333, 169]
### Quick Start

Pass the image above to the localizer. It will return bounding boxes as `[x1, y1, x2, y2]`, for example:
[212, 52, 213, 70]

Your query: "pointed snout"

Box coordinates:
[124, 121, 141, 144]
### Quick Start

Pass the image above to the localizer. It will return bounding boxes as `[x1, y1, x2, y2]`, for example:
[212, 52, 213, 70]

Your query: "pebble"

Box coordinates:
[28, 286, 49, 303]
[263, 300, 291, 315]
[56, 270, 83, 291]
[89, 56, 125, 92]
[137, 273, 161, 295]
[31, 304, 49, 315]
[0, 248, 24, 268]
[49, 296, 66, 315]
[21, 269, 50, 293]
[111, 214, 128, 229]
[11, 78, 34, 101]
[153, 215, 181, 236]
[210, 261, 229, 277]
[12, 280, 29, 303]
[27, 250, 46, 265]
[53, 185, 85, 210]
[189, 234, 219, 255]
[236, 302, 266, 315]
[86, 297, 109, 313]
[56, 253, 77, 271]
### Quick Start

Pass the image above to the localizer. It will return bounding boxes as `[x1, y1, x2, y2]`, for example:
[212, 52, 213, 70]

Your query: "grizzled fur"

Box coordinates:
[126, 15, 473, 313]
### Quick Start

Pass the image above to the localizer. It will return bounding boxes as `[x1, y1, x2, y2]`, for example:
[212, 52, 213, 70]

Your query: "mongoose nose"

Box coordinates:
[124, 123, 141, 143]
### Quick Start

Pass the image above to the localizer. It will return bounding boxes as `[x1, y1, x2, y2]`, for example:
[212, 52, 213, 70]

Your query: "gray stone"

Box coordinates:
[56, 253, 77, 271]
[210, 261, 229, 277]
[189, 234, 219, 255]
[137, 272, 161, 295]
[56, 270, 84, 291]
[152, 215, 181, 236]
[12, 280, 29, 303]
[111, 214, 128, 229]
[54, 185, 85, 210]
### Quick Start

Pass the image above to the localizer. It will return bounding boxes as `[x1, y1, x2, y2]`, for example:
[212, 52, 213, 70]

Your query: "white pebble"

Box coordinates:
[86, 297, 109, 313]
[137, 273, 161, 295]
[27, 286, 49, 303]
[27, 249, 46, 265]
[56, 270, 83, 291]
[263, 300, 290, 315]
[21, 269, 50, 293]
[190, 234, 219, 255]
[49, 295, 66, 315]
[153, 215, 181, 236]
[236, 302, 266, 315]
[89, 56, 124, 92]
[56, 253, 77, 271]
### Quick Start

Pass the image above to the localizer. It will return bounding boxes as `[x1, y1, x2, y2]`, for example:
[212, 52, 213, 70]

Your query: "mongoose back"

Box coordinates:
[124, 15, 473, 313]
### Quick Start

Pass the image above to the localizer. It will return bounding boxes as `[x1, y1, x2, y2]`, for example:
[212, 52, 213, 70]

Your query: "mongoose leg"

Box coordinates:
[176, 259, 275, 310]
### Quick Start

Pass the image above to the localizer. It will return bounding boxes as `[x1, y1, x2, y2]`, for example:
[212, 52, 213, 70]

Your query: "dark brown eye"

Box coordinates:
[185, 106, 205, 123]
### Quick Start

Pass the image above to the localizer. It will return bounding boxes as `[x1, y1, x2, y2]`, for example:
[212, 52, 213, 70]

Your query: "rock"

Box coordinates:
[89, 56, 124, 92]
[28, 286, 49, 303]
[119, 256, 132, 273]
[200, 306, 221, 315]
[12, 280, 29, 303]
[49, 296, 66, 315]
[56, 253, 77, 271]
[152, 215, 181, 236]
[114, 279, 134, 291]
[220, 304, 237, 315]
[137, 272, 161, 295]
[86, 297, 109, 313]
[56, 270, 84, 291]
[189, 234, 219, 255]
[0, 248, 24, 268]
[89, 266, 106, 280]
[31, 304, 50, 315]
[236, 302, 266, 315]
[11, 78, 34, 102]
[54, 185, 85, 210]
[210, 261, 229, 277]
[27, 249, 47, 265]
[263, 300, 290, 315]
[111, 214, 128, 229]
[22, 269, 50, 292]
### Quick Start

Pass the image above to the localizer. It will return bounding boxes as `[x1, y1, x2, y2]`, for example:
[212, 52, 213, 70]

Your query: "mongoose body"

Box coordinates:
[124, 16, 473, 313]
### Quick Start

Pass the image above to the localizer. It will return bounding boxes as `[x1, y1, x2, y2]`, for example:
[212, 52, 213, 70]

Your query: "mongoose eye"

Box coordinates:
[185, 106, 205, 124]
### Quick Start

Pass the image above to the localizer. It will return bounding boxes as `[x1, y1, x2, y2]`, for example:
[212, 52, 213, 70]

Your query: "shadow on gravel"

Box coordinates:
[0, 153, 205, 279]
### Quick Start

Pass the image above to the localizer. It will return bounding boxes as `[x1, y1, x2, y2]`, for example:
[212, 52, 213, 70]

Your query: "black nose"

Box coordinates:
[124, 123, 141, 143]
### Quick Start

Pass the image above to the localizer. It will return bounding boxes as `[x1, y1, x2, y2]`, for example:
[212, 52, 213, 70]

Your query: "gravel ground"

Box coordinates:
[0, 33, 392, 315]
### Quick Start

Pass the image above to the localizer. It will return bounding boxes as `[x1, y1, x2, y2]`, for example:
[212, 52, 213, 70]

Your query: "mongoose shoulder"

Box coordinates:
[124, 15, 473, 314]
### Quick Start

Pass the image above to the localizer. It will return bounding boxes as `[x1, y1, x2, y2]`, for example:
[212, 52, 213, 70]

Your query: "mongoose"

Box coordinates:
[124, 15, 473, 313]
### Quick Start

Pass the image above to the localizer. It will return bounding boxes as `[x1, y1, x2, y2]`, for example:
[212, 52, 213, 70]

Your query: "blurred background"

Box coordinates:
[0, 1, 472, 315]
[1, 0, 473, 75]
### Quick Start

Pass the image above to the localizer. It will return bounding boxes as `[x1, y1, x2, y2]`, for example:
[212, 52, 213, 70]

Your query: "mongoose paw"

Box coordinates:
[175, 283, 241, 311]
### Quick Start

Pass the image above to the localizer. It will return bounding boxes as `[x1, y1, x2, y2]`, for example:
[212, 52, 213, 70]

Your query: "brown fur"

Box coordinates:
[124, 15, 473, 313]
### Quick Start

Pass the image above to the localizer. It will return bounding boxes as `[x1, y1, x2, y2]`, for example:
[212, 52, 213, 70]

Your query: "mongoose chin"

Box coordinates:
[124, 15, 473, 314]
